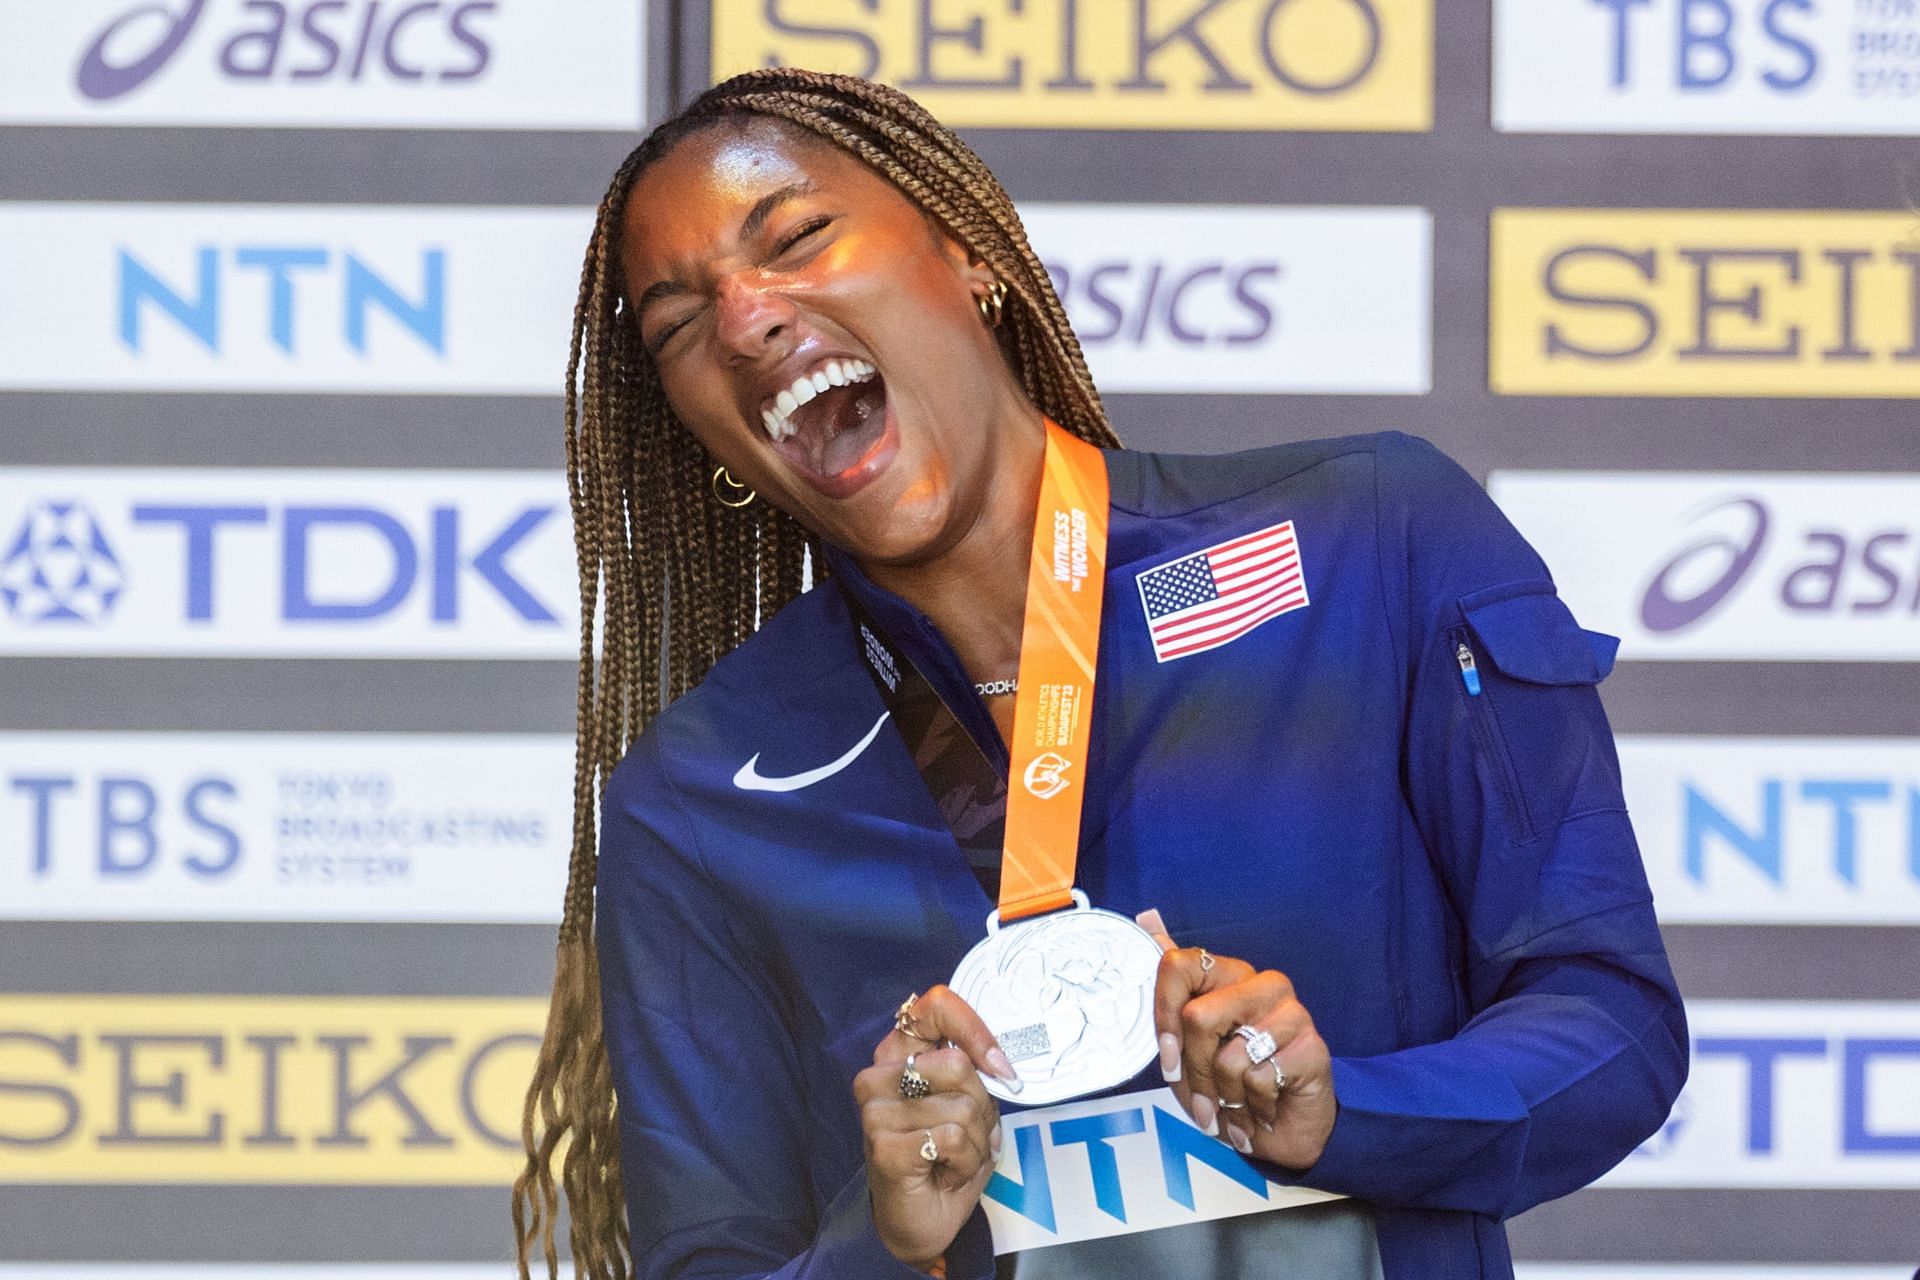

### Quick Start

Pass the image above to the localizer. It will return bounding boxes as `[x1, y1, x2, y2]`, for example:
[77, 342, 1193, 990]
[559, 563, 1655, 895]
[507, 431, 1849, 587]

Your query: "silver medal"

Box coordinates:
[949, 889, 1164, 1105]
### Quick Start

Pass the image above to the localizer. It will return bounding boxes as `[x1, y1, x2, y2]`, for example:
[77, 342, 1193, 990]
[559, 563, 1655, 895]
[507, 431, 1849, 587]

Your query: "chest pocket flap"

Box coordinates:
[1461, 584, 1618, 686]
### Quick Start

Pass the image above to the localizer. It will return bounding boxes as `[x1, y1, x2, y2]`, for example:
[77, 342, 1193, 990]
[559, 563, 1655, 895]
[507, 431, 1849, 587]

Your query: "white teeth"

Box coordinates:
[760, 358, 879, 442]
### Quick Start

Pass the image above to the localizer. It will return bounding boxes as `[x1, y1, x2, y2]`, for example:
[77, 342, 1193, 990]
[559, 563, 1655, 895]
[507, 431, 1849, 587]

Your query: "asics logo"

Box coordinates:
[732, 711, 891, 793]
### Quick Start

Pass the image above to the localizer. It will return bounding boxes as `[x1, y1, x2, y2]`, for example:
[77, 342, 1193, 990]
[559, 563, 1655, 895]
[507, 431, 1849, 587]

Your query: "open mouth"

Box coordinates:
[760, 359, 896, 496]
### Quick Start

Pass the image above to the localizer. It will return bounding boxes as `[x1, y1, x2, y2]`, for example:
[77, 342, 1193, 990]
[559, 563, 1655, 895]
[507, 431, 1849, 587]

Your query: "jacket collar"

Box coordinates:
[821, 541, 1011, 771]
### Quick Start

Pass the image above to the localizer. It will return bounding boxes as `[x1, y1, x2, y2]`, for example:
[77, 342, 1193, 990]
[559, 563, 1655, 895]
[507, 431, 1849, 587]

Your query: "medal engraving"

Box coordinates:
[950, 896, 1163, 1105]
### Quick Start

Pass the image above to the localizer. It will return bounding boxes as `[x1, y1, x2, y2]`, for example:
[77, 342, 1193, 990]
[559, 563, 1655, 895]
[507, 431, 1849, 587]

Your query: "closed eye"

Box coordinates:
[776, 215, 834, 257]
[647, 307, 700, 354]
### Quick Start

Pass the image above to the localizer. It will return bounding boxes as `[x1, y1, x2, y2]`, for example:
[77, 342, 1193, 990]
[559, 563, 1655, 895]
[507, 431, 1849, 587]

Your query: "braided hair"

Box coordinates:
[512, 67, 1120, 1280]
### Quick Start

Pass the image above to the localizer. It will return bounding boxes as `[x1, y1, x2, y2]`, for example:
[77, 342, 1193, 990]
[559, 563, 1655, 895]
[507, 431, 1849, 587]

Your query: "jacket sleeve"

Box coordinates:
[1286, 432, 1689, 1219]
[596, 730, 993, 1280]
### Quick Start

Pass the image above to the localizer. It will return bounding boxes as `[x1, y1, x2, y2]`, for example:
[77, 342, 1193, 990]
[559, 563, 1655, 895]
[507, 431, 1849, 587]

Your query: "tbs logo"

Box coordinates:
[77, 0, 498, 102]
[1595, 0, 1819, 93]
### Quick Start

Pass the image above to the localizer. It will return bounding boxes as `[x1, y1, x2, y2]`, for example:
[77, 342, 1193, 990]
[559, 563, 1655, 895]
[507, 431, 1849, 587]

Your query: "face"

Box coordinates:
[620, 119, 1033, 565]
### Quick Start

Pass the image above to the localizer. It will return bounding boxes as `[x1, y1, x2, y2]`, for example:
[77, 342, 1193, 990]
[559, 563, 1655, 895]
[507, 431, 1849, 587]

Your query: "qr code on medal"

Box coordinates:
[999, 1022, 1051, 1063]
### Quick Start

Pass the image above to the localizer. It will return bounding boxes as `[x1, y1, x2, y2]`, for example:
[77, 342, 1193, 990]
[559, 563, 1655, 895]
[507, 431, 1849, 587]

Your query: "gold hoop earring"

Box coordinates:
[977, 278, 1008, 329]
[711, 465, 756, 509]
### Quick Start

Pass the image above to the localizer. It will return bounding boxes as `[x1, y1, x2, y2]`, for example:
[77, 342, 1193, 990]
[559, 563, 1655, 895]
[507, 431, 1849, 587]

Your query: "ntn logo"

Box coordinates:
[1685, 776, 1920, 885]
[79, 0, 497, 101]
[1541, 241, 1920, 363]
[120, 245, 445, 355]
[1043, 259, 1279, 346]
[1596, 0, 1817, 91]
[988, 1100, 1283, 1232]
[1642, 497, 1920, 633]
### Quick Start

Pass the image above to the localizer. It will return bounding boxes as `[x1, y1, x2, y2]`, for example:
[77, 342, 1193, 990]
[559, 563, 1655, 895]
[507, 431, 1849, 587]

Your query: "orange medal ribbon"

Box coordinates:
[998, 418, 1110, 923]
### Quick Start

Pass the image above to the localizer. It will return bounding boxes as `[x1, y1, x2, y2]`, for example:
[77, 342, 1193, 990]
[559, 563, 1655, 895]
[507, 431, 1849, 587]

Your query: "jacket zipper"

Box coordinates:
[1455, 641, 1482, 696]
[1448, 628, 1531, 838]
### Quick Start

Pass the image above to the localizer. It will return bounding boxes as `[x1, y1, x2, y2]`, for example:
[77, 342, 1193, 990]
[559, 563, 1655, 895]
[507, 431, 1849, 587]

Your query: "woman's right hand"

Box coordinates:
[853, 985, 1021, 1271]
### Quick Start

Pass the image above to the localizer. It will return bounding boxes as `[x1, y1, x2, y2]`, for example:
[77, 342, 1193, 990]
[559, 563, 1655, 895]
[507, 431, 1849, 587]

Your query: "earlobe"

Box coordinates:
[960, 254, 998, 298]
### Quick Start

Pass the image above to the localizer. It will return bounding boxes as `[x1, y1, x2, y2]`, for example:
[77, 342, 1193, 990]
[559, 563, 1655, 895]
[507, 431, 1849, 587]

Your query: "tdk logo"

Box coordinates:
[0, 470, 574, 658]
[1695, 1035, 1920, 1156]
[1594, 0, 1818, 93]
[77, 0, 497, 102]
[129, 500, 554, 622]
[0, 501, 125, 626]
[121, 244, 445, 356]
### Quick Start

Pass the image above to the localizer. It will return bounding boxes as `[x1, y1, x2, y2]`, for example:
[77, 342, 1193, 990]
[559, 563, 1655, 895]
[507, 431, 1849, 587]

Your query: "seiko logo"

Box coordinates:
[713, 0, 1426, 133]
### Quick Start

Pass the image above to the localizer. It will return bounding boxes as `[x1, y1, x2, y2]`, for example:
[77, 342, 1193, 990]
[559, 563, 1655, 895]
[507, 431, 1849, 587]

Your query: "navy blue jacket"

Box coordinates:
[595, 431, 1689, 1279]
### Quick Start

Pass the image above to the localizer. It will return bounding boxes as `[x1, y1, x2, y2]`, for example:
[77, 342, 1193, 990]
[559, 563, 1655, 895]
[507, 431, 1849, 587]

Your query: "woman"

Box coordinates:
[512, 68, 1687, 1280]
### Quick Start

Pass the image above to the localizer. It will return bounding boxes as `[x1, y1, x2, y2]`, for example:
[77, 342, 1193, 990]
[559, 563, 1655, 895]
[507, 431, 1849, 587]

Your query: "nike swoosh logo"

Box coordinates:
[732, 710, 891, 793]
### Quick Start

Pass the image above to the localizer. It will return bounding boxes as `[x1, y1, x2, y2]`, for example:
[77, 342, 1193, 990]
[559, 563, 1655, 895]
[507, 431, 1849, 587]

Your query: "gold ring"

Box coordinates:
[920, 1129, 939, 1163]
[1197, 947, 1215, 973]
[894, 993, 935, 1043]
[1216, 1097, 1247, 1110]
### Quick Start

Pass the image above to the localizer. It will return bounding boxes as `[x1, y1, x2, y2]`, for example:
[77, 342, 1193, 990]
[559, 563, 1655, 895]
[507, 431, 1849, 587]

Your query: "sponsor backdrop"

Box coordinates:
[1, 0, 1915, 1274]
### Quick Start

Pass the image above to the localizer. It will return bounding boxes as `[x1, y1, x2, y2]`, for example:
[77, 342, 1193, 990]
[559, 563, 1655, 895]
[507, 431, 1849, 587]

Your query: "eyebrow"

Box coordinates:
[634, 180, 820, 318]
[742, 179, 817, 240]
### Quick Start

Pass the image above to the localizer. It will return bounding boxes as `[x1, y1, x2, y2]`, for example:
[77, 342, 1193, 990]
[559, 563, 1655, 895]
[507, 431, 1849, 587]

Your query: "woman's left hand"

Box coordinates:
[1136, 909, 1337, 1172]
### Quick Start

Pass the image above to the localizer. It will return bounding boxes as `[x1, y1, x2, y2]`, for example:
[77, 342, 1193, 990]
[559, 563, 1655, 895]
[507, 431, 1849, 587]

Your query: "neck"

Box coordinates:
[859, 405, 1046, 692]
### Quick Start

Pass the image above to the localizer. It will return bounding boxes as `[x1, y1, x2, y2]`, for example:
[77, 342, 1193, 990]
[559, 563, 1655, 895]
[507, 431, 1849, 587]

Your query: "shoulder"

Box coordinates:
[602, 580, 860, 814]
[1105, 429, 1461, 519]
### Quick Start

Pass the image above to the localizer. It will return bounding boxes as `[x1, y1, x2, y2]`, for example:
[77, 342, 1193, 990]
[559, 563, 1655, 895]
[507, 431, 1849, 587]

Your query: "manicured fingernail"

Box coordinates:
[1135, 908, 1167, 936]
[1157, 1033, 1182, 1081]
[1191, 1094, 1216, 1132]
[991, 1122, 1003, 1158]
[1229, 1125, 1252, 1155]
[1260, 1120, 1274, 1134]
[984, 1048, 1023, 1093]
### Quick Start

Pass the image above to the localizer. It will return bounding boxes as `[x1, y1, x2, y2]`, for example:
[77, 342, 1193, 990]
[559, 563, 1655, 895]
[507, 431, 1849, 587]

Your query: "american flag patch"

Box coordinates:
[1135, 521, 1308, 662]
